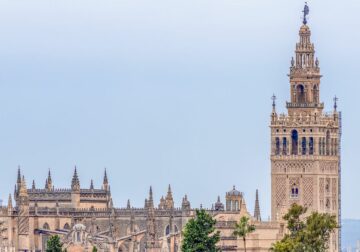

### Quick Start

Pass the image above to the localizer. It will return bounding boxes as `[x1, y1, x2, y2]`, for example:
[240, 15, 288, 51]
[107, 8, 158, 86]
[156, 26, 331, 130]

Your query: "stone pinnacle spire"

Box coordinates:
[17, 166, 21, 184]
[19, 176, 28, 197]
[165, 184, 174, 209]
[127, 199, 131, 209]
[32, 180, 36, 190]
[254, 189, 261, 221]
[103, 168, 109, 191]
[47, 169, 52, 184]
[45, 169, 53, 190]
[148, 186, 154, 209]
[103, 168, 108, 184]
[8, 194, 12, 209]
[71, 166, 80, 191]
[90, 179, 94, 190]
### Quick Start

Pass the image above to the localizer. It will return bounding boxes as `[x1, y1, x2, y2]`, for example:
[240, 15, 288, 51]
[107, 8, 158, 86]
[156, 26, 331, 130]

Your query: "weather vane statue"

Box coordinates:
[303, 2, 310, 25]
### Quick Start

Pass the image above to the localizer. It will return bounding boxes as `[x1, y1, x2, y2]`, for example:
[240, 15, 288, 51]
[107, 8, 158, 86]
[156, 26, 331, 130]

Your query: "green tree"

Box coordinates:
[271, 204, 338, 252]
[233, 216, 256, 252]
[181, 209, 221, 252]
[92, 246, 98, 252]
[46, 235, 63, 252]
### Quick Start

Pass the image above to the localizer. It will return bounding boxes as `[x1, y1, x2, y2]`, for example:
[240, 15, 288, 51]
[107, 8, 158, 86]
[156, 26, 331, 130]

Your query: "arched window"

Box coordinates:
[291, 185, 299, 199]
[275, 137, 280, 155]
[165, 225, 170, 236]
[326, 131, 331, 155]
[296, 85, 305, 103]
[43, 223, 50, 230]
[291, 130, 298, 155]
[309, 137, 314, 155]
[301, 137, 307, 155]
[234, 200, 239, 211]
[282, 137, 287, 155]
[313, 85, 318, 103]
[174, 225, 179, 233]
[63, 223, 70, 230]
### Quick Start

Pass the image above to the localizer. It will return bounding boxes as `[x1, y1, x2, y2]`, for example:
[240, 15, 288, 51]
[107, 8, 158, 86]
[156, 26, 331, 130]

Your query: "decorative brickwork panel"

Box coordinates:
[275, 177, 287, 207]
[303, 177, 313, 207]
[319, 162, 338, 173]
[274, 161, 312, 173]
[332, 178, 337, 197]
[319, 178, 324, 197]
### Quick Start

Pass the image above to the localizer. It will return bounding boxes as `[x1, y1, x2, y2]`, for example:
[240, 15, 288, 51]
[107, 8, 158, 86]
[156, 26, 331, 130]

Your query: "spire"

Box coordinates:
[71, 166, 80, 191]
[32, 180, 36, 190]
[45, 169, 53, 190]
[103, 168, 109, 191]
[182, 194, 191, 210]
[17, 166, 21, 184]
[286, 4, 322, 114]
[334, 96, 338, 112]
[47, 169, 52, 185]
[254, 189, 261, 221]
[271, 94, 277, 115]
[165, 184, 174, 209]
[19, 176, 28, 197]
[90, 179, 94, 190]
[8, 194, 12, 209]
[103, 168, 108, 184]
[127, 199, 131, 209]
[214, 195, 224, 211]
[148, 186, 154, 209]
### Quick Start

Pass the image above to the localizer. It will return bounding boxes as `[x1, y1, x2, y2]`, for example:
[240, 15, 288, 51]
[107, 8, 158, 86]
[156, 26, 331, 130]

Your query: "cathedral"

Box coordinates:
[0, 5, 341, 252]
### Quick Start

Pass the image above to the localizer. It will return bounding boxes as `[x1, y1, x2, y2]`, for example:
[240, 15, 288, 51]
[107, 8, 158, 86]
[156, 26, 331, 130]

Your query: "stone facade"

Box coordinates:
[270, 20, 341, 252]
[0, 169, 281, 252]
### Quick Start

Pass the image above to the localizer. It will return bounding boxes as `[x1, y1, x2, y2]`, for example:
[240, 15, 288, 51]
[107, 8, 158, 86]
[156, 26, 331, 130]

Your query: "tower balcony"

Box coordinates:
[286, 102, 324, 109]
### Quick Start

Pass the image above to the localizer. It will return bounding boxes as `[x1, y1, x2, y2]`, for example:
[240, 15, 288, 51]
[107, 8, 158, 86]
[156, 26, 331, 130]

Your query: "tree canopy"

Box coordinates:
[46, 235, 63, 252]
[181, 209, 221, 252]
[271, 204, 338, 252]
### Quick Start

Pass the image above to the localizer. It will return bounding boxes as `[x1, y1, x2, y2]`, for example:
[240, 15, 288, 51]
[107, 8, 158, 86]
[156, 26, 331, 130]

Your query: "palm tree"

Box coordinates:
[233, 216, 256, 252]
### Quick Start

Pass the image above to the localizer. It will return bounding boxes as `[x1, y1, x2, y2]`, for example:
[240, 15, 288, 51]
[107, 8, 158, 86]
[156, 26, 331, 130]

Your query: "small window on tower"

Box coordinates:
[291, 185, 299, 199]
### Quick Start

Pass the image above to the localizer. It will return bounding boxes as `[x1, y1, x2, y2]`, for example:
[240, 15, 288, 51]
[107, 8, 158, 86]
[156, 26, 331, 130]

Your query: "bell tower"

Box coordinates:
[270, 4, 341, 252]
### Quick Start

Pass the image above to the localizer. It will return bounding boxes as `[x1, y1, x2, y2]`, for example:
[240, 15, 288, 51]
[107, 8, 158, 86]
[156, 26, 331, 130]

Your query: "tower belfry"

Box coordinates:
[270, 4, 340, 252]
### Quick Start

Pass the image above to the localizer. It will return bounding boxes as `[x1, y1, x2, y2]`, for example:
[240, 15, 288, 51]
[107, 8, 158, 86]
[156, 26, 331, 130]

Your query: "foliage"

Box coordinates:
[233, 216, 256, 252]
[271, 204, 338, 252]
[92, 246, 98, 252]
[46, 235, 63, 252]
[181, 209, 221, 252]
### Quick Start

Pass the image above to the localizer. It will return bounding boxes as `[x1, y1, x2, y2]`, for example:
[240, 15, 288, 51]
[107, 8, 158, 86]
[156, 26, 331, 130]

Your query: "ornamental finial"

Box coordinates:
[334, 96, 338, 111]
[303, 2, 310, 25]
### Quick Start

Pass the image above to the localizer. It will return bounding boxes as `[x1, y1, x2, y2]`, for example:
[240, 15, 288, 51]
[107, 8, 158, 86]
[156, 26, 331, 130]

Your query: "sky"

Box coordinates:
[0, 0, 359, 219]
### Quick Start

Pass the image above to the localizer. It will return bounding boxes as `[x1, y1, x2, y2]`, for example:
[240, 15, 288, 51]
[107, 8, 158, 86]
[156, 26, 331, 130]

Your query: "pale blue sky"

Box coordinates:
[0, 0, 359, 219]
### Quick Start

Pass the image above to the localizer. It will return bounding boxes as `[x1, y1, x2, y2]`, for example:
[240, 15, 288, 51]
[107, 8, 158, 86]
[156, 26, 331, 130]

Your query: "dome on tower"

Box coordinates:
[226, 186, 242, 196]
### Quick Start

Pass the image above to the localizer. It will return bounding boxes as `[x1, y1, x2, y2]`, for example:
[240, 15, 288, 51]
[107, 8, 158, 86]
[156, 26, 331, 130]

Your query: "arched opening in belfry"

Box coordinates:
[275, 137, 280, 155]
[291, 130, 299, 155]
[64, 223, 70, 230]
[326, 130, 331, 155]
[301, 137, 307, 155]
[282, 137, 287, 155]
[296, 85, 306, 103]
[309, 137, 314, 155]
[312, 85, 319, 103]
